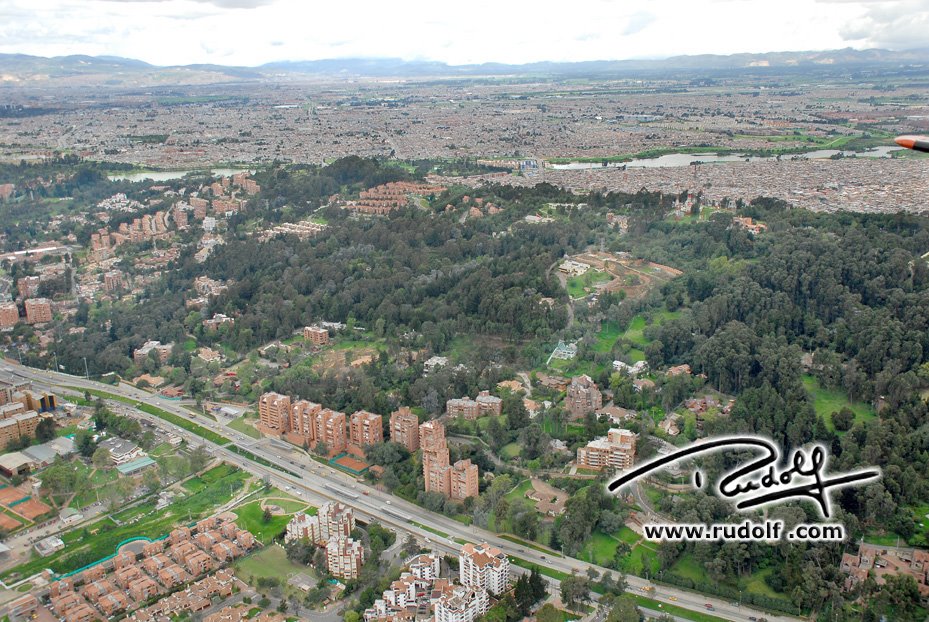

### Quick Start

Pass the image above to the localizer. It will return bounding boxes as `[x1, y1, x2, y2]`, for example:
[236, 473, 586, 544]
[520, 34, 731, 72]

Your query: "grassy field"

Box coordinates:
[566, 269, 612, 298]
[801, 375, 876, 431]
[235, 545, 314, 594]
[503, 479, 534, 505]
[670, 553, 705, 582]
[500, 442, 522, 460]
[593, 321, 623, 354]
[228, 416, 261, 439]
[234, 498, 303, 544]
[615, 526, 640, 546]
[623, 542, 660, 576]
[578, 530, 623, 566]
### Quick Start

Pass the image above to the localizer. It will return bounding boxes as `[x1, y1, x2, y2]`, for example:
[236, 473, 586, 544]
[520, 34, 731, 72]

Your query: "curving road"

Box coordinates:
[0, 360, 800, 622]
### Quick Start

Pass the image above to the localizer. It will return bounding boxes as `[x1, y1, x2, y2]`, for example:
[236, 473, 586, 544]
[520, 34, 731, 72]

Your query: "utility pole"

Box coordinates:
[83, 356, 89, 379]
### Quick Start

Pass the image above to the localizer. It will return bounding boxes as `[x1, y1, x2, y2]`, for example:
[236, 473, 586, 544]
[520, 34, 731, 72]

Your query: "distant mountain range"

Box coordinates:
[3, 48, 929, 87]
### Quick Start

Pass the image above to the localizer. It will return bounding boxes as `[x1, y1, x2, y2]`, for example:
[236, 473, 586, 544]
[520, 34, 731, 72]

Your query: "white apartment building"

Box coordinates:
[434, 586, 488, 622]
[458, 542, 509, 596]
[326, 536, 365, 580]
[407, 553, 441, 582]
[284, 502, 355, 545]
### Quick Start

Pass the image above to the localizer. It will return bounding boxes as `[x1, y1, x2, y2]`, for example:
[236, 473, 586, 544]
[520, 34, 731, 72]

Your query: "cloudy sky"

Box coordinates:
[1, 0, 928, 66]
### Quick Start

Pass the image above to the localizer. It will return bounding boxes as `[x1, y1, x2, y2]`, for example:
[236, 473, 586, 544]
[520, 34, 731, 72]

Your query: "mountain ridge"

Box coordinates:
[3, 47, 929, 86]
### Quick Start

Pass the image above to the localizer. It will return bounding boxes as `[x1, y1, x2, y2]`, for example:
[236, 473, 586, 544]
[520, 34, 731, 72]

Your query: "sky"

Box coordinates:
[1, 0, 928, 67]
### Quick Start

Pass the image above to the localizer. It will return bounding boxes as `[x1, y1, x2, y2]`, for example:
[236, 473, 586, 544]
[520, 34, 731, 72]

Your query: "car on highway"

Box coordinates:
[669, 596, 677, 601]
[705, 603, 714, 610]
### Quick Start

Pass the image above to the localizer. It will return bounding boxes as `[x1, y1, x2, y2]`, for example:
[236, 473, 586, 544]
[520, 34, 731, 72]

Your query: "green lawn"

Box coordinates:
[615, 526, 640, 546]
[228, 416, 261, 439]
[622, 542, 660, 576]
[504, 479, 534, 505]
[623, 315, 649, 347]
[578, 530, 622, 566]
[235, 546, 314, 588]
[566, 269, 612, 299]
[593, 322, 623, 354]
[500, 442, 522, 460]
[90, 468, 117, 486]
[740, 567, 783, 599]
[410, 521, 449, 538]
[234, 501, 292, 544]
[801, 375, 876, 431]
[671, 553, 706, 582]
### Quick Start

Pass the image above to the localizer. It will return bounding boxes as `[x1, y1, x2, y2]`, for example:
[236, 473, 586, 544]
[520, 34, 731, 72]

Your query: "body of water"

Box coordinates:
[550, 145, 903, 170]
[108, 168, 252, 182]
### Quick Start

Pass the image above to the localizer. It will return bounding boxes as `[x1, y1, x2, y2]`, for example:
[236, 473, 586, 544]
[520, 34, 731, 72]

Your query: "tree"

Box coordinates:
[831, 407, 854, 432]
[605, 595, 640, 622]
[401, 534, 420, 558]
[536, 604, 563, 622]
[504, 393, 530, 431]
[560, 574, 591, 610]
[312, 547, 328, 574]
[92, 446, 111, 469]
[262, 507, 273, 524]
[529, 566, 548, 602]
[189, 445, 211, 473]
[514, 574, 536, 616]
[75, 430, 97, 457]
[36, 417, 57, 442]
[142, 468, 161, 492]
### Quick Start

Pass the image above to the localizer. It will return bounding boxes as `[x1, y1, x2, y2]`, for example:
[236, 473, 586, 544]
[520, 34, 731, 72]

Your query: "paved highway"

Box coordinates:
[1, 361, 800, 622]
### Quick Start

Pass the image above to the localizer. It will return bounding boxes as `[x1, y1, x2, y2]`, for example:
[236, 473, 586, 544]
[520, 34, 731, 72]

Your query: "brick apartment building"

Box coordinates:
[446, 391, 502, 420]
[257, 392, 347, 456]
[389, 407, 420, 452]
[0, 411, 40, 449]
[0, 302, 19, 328]
[420, 420, 478, 500]
[303, 326, 329, 345]
[350, 410, 384, 448]
[288, 399, 322, 445]
[577, 428, 637, 471]
[133, 340, 173, 365]
[565, 375, 603, 418]
[258, 392, 291, 434]
[316, 409, 347, 455]
[24, 298, 52, 324]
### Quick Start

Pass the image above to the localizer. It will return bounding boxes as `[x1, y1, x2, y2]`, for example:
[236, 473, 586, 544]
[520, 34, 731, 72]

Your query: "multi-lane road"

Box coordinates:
[0, 361, 800, 622]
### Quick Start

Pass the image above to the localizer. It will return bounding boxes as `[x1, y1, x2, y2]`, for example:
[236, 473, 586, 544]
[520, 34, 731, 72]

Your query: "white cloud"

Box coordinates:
[0, 0, 918, 66]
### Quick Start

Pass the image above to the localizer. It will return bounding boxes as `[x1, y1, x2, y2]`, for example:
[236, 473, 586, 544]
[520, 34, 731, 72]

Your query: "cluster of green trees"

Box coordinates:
[482, 567, 547, 622]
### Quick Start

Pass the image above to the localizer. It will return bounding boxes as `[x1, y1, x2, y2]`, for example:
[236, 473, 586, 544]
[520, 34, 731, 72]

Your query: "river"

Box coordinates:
[549, 145, 903, 170]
